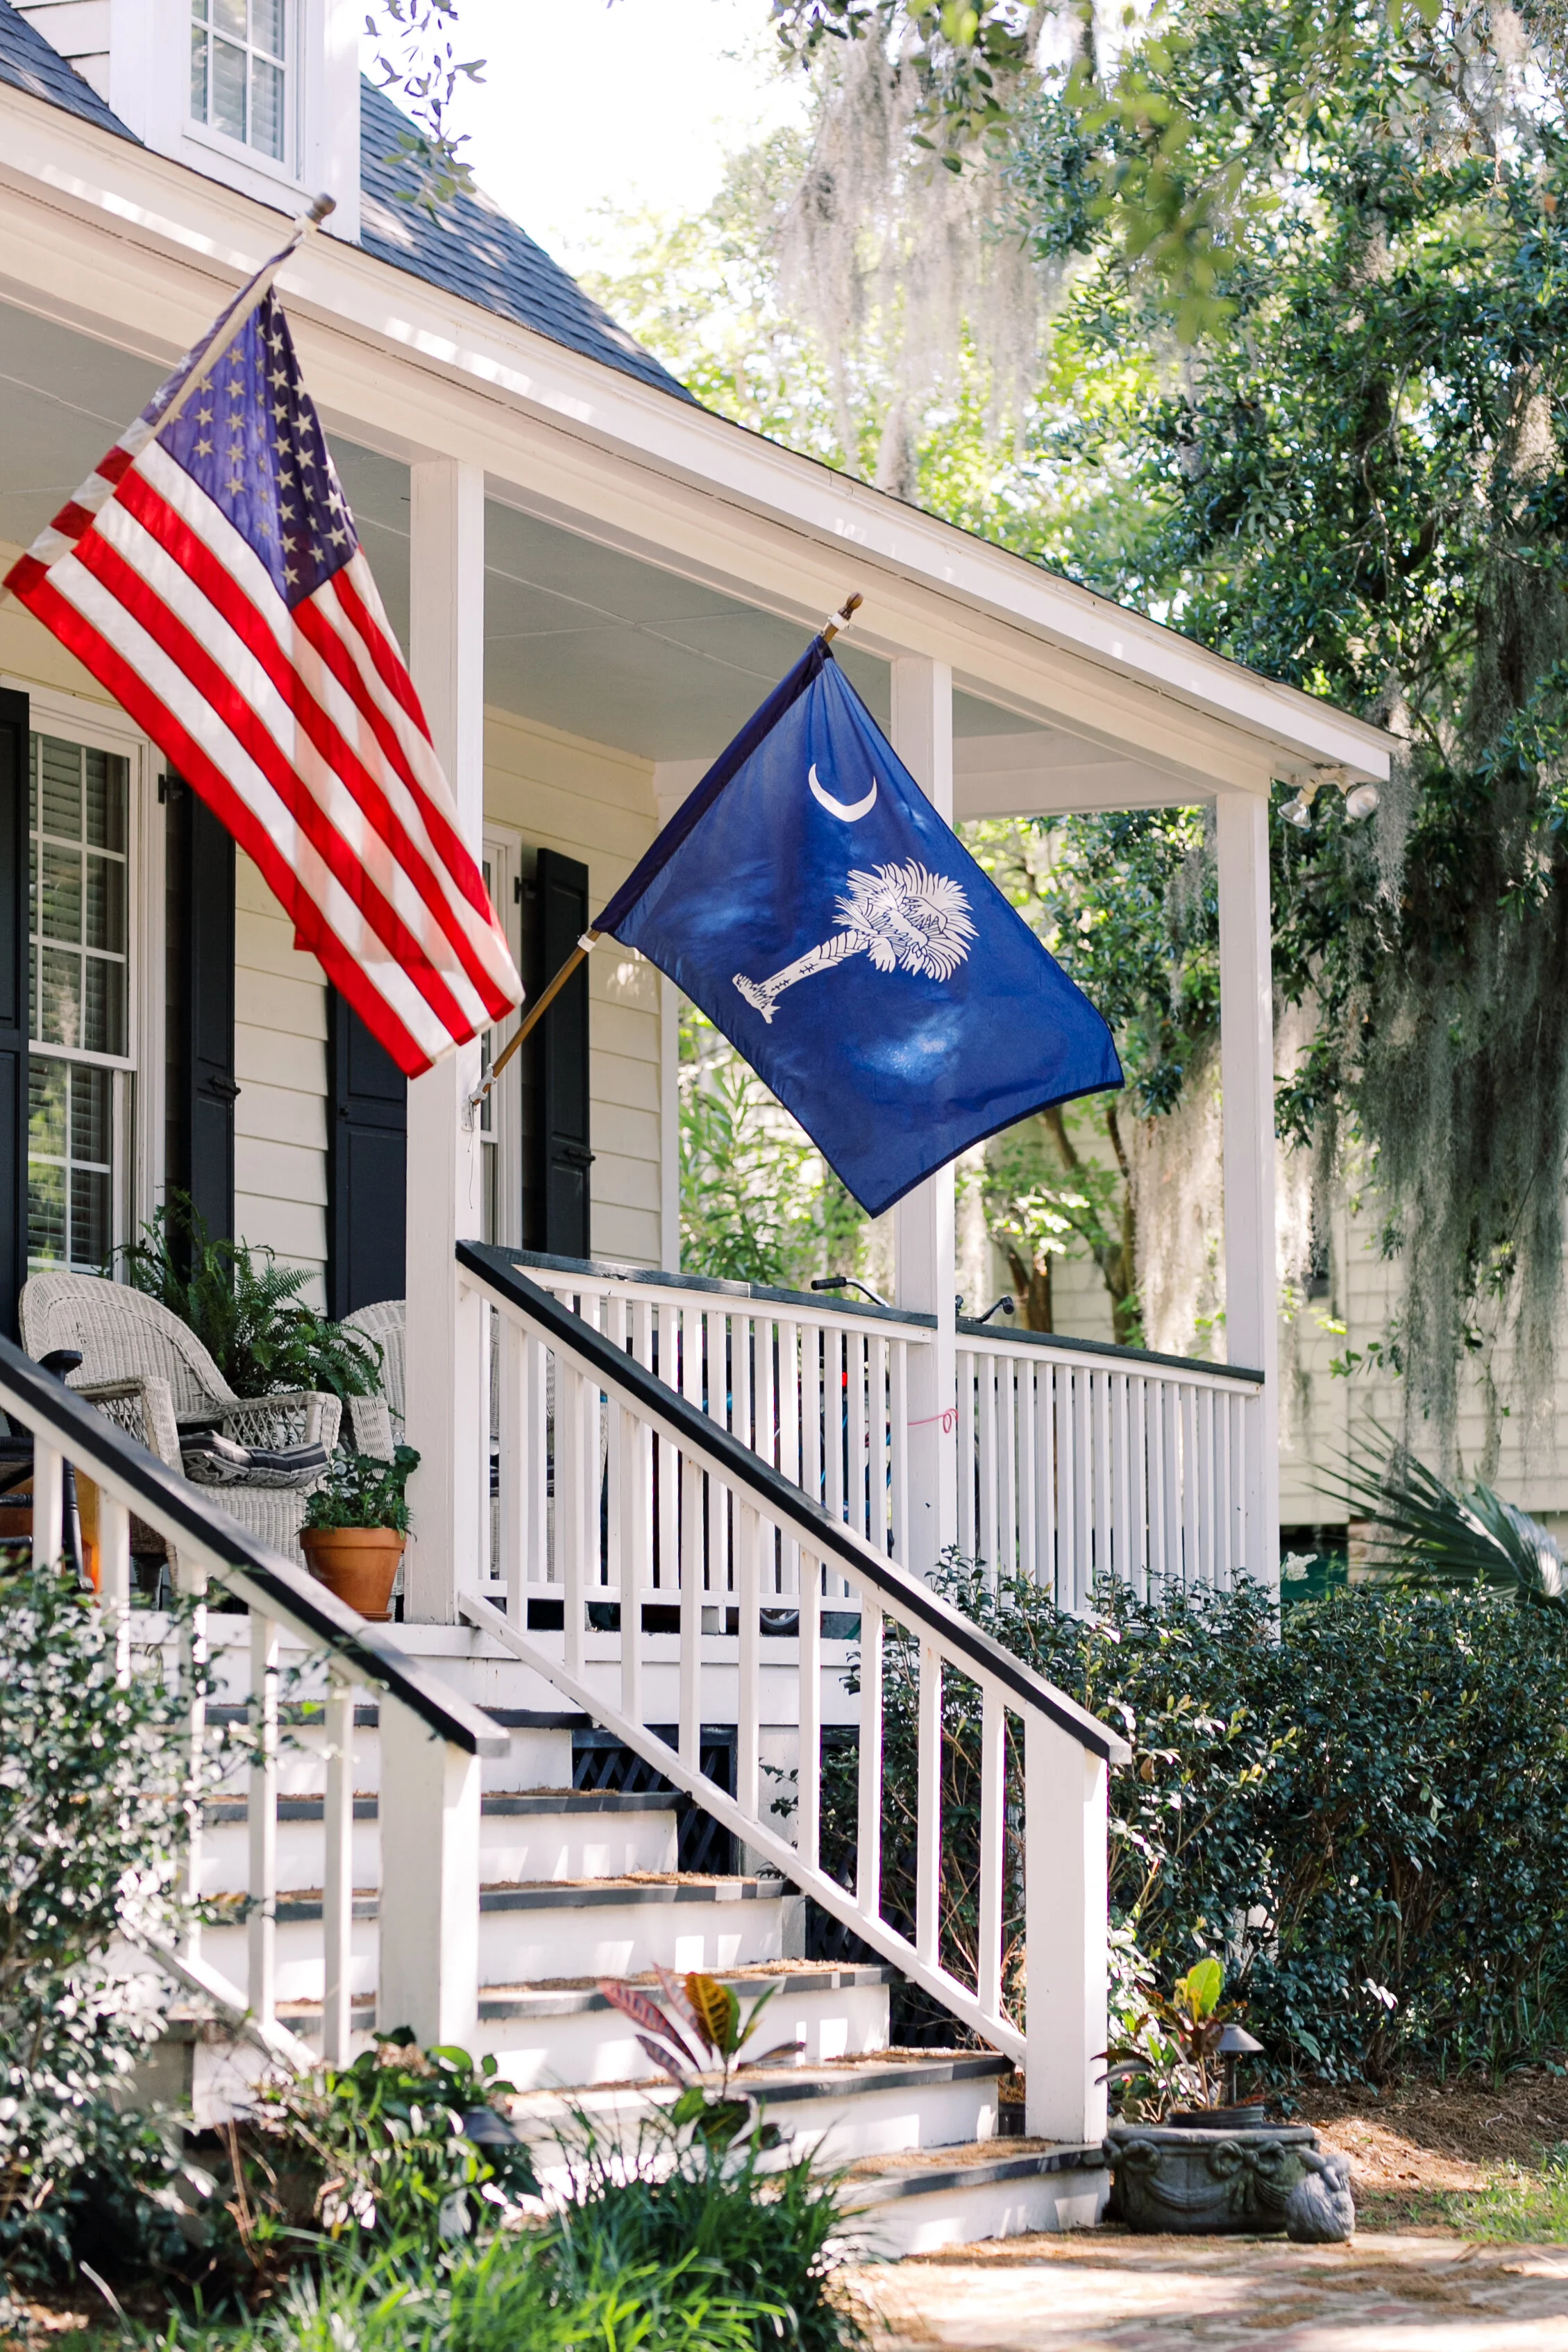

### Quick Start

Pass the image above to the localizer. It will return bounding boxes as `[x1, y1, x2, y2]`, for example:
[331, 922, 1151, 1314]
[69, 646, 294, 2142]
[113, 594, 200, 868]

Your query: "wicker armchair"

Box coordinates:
[19, 1270, 341, 1565]
[342, 1298, 404, 1460]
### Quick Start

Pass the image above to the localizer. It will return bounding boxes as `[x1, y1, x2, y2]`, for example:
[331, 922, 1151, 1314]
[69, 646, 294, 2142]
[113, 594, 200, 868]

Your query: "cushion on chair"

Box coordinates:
[179, 1430, 329, 1490]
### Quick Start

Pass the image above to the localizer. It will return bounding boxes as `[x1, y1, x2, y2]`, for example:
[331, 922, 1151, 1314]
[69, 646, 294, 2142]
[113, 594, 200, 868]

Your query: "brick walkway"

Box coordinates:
[846, 2231, 1568, 2351]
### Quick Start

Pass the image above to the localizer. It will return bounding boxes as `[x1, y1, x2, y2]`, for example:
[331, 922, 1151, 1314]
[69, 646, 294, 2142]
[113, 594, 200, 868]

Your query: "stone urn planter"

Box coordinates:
[301, 1526, 403, 1622]
[1104, 2122, 1333, 2235]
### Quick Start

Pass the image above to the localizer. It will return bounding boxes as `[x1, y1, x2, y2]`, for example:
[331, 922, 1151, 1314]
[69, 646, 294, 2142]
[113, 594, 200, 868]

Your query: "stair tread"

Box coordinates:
[274, 1961, 898, 2024]
[203, 1788, 671, 1823]
[226, 1872, 787, 1922]
[505, 2049, 1009, 2117]
[843, 2138, 1106, 2201]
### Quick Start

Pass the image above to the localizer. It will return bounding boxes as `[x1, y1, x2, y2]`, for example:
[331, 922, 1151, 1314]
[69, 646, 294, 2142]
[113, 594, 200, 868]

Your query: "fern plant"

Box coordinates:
[117, 1192, 382, 1402]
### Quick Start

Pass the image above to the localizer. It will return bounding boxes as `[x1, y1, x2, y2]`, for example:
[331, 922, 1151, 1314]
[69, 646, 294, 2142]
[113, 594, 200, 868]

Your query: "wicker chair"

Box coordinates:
[343, 1298, 404, 1460]
[19, 1270, 342, 1565]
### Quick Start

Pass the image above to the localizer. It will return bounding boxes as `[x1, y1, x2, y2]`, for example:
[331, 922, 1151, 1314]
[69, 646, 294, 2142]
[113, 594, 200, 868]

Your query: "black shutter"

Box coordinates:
[327, 989, 407, 1316]
[164, 779, 236, 1243]
[0, 691, 28, 1341]
[526, 848, 592, 1259]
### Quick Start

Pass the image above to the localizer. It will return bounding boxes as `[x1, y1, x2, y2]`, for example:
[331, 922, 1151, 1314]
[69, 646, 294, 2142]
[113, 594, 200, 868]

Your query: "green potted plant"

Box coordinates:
[301, 1445, 419, 1622]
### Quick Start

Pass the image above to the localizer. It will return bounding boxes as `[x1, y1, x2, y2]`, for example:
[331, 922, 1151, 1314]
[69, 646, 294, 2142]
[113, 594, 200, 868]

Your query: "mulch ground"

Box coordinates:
[1292, 2067, 1568, 2224]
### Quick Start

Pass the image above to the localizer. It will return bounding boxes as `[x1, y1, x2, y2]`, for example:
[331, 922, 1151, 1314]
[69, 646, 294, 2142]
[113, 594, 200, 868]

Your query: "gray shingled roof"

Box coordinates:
[0, 3, 691, 403]
[359, 81, 693, 403]
[0, 0, 137, 138]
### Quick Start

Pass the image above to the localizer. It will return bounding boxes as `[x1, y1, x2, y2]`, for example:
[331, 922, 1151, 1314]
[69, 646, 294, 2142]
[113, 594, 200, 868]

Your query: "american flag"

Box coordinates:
[3, 280, 522, 1076]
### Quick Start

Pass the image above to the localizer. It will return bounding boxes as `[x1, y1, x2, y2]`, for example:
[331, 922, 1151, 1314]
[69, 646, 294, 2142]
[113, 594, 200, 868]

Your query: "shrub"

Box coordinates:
[815, 1558, 1568, 2081]
[0, 1554, 200, 2284]
[119, 1191, 381, 1402]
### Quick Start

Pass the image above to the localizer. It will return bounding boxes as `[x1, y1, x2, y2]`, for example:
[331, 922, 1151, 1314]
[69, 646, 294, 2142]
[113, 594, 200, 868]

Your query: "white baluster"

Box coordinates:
[916, 1642, 942, 1968]
[605, 1297, 627, 1622]
[978, 1350, 998, 1580]
[1000, 1356, 1018, 1581]
[847, 1329, 868, 1545]
[756, 1312, 776, 1477]
[1093, 1370, 1113, 1595]
[620, 1399, 648, 1727]
[176, 1556, 208, 1962]
[1018, 1360, 1038, 1586]
[1072, 1369, 1093, 1611]
[248, 1613, 279, 2028]
[680, 1452, 703, 1772]
[890, 1341, 910, 1569]
[1040, 1361, 1059, 1601]
[736, 1501, 761, 1825]
[857, 1594, 884, 1921]
[97, 1490, 131, 1683]
[1112, 1372, 1131, 1591]
[824, 1327, 845, 1528]
[796, 1549, 821, 1874]
[1201, 1386, 1217, 1588]
[1129, 1378, 1149, 1600]
[524, 1332, 548, 1602]
[1181, 1385, 1200, 1588]
[557, 1361, 585, 1675]
[498, 1316, 525, 1622]
[977, 1682, 1004, 2019]
[322, 1674, 355, 2066]
[31, 1440, 62, 1568]
[869, 1334, 889, 1559]
[955, 1349, 975, 1559]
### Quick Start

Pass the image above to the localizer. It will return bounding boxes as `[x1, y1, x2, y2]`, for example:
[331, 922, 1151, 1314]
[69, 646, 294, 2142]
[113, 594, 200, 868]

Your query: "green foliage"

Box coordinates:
[0, 1554, 197, 2283]
[119, 1192, 382, 1404]
[228, 2033, 537, 2261]
[363, 1, 484, 215]
[1332, 1427, 1567, 1610]
[817, 1559, 1568, 2081]
[598, 1969, 800, 2153]
[1105, 1955, 1247, 2119]
[679, 1006, 866, 1288]
[303, 1445, 421, 1535]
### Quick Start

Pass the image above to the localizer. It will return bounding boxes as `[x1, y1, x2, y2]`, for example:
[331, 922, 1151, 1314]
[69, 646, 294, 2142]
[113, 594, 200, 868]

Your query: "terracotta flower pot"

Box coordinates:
[301, 1526, 404, 1621]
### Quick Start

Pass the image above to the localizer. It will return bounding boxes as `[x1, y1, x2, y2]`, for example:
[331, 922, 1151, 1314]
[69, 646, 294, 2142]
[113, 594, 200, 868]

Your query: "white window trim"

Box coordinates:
[185, 0, 301, 185]
[8, 680, 166, 1270]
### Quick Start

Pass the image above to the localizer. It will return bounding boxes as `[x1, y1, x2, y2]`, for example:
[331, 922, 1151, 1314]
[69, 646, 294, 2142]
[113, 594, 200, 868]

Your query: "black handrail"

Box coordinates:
[0, 1336, 507, 1760]
[497, 1246, 937, 1329]
[955, 1318, 1265, 1386]
[461, 1243, 1130, 1765]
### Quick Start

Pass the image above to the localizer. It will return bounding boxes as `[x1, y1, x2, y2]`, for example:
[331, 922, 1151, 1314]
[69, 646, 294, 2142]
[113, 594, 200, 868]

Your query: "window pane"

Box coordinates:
[39, 948, 82, 1048]
[40, 847, 81, 944]
[85, 855, 125, 955]
[250, 53, 284, 158]
[71, 1064, 113, 1168]
[83, 957, 126, 1058]
[28, 1059, 66, 1161]
[212, 35, 246, 139]
[191, 21, 208, 117]
[85, 750, 127, 852]
[252, 0, 284, 60]
[27, 1158, 65, 1267]
[214, 0, 245, 32]
[37, 737, 81, 841]
[71, 1166, 112, 1271]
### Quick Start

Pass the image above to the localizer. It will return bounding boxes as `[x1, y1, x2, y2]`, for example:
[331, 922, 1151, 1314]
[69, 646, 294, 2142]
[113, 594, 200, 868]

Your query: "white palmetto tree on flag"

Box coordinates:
[734, 860, 977, 1024]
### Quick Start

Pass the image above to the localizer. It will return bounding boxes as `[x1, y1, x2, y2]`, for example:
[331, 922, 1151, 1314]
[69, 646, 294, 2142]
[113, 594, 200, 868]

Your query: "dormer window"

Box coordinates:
[190, 0, 288, 164]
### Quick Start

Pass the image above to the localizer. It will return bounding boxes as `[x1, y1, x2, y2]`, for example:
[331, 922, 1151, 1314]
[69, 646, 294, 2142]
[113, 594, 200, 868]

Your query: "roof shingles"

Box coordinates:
[0, 3, 690, 403]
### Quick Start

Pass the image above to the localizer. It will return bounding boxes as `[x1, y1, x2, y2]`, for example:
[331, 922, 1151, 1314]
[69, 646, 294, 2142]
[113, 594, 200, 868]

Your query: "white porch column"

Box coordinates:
[1215, 793, 1281, 1586]
[403, 458, 487, 1622]
[891, 657, 958, 1576]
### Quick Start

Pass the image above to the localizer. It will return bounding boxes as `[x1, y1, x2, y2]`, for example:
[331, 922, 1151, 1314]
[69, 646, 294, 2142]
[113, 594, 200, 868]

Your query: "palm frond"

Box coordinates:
[1322, 1422, 1565, 1610]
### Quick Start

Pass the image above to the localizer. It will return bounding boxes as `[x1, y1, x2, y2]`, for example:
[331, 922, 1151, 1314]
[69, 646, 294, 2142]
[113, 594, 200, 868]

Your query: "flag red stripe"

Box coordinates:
[296, 575, 503, 939]
[14, 566, 438, 1075]
[72, 527, 476, 1046]
[115, 467, 508, 1014]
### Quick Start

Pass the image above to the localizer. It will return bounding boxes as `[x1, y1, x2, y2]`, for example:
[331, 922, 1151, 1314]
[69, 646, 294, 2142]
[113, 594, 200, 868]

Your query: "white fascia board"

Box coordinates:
[0, 85, 1392, 793]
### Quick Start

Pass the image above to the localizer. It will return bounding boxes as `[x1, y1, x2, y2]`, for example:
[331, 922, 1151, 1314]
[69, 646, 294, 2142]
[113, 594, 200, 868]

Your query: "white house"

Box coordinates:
[0, 0, 1391, 2248]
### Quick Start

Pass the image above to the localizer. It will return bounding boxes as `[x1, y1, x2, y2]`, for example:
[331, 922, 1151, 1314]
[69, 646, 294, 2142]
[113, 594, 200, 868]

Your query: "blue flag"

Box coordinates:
[596, 637, 1122, 1219]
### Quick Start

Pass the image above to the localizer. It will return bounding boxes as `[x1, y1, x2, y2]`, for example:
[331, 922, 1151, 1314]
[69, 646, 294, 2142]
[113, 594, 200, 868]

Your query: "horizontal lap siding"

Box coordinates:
[482, 709, 663, 1268]
[234, 854, 328, 1299]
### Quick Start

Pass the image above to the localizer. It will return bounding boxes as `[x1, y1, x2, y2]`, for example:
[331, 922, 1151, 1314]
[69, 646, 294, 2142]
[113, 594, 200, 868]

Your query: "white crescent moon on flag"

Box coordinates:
[809, 762, 878, 821]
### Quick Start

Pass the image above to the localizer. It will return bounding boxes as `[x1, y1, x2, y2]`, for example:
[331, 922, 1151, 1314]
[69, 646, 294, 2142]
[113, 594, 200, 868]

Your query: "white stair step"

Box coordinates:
[841, 2140, 1109, 2256]
[273, 1962, 897, 2086]
[204, 1702, 583, 1794]
[201, 1874, 790, 2002]
[197, 1788, 677, 1894]
[513, 2051, 1010, 2175]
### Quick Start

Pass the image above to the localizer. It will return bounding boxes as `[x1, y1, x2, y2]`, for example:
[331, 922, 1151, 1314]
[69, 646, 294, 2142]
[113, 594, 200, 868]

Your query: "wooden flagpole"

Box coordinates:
[469, 590, 865, 1112]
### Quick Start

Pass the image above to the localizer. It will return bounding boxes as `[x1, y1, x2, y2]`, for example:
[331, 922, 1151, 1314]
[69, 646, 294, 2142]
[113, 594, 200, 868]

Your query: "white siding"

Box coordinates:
[233, 852, 329, 1295]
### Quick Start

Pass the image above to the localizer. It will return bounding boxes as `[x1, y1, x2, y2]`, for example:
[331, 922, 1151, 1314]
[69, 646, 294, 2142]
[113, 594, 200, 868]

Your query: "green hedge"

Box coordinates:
[816, 1564, 1568, 2080]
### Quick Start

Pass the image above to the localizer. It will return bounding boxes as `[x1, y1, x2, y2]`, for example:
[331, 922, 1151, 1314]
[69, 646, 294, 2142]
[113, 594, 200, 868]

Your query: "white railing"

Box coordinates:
[461, 1244, 1130, 2143]
[0, 1336, 502, 2068]
[492, 1250, 934, 1604]
[955, 1322, 1266, 1601]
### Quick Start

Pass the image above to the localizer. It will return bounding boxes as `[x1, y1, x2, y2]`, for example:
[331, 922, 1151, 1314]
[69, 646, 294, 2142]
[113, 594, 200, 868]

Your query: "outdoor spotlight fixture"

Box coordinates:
[1214, 2020, 1265, 2109]
[975, 1295, 1016, 1324]
[1280, 792, 1314, 828]
[1344, 782, 1381, 821]
[810, 1274, 891, 1309]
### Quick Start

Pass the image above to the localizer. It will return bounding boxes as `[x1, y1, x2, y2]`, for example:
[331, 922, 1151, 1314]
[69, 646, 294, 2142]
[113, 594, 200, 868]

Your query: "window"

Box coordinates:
[28, 734, 132, 1272]
[190, 0, 287, 163]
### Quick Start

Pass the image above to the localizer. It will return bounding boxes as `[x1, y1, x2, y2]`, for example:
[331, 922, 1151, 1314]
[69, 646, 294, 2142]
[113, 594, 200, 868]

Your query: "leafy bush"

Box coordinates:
[220, 2034, 537, 2268]
[816, 1559, 1568, 2081]
[303, 1446, 421, 1534]
[0, 1554, 199, 2284]
[119, 1191, 382, 1402]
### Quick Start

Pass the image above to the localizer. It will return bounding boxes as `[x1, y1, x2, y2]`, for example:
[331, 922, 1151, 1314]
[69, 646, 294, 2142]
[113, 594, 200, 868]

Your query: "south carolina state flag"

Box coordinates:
[597, 636, 1122, 1218]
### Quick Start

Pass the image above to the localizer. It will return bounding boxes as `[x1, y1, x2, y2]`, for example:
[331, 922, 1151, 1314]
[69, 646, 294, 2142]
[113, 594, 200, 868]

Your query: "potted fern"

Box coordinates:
[301, 1445, 419, 1622]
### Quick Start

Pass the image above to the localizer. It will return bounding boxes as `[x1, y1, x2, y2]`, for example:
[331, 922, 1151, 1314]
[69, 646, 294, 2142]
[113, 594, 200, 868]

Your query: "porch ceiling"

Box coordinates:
[0, 296, 1245, 805]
